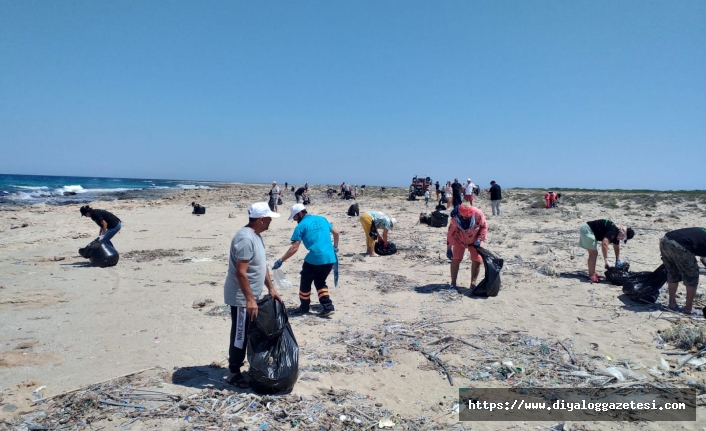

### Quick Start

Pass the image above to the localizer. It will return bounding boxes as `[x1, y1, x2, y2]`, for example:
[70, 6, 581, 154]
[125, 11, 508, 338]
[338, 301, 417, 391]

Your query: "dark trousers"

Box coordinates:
[453, 194, 462, 208]
[228, 306, 250, 373]
[299, 262, 334, 312]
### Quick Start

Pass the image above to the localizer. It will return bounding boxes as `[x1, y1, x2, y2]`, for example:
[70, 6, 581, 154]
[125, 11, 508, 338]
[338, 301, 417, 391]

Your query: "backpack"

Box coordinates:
[430, 211, 448, 228]
[347, 203, 359, 217]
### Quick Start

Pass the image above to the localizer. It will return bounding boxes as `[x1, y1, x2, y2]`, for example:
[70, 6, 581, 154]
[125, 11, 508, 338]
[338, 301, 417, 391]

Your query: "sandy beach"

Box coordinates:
[1, 184, 704, 430]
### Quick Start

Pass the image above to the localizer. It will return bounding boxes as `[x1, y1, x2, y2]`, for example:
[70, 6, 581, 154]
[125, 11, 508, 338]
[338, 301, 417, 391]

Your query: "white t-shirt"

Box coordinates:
[465, 183, 476, 195]
[271, 186, 280, 196]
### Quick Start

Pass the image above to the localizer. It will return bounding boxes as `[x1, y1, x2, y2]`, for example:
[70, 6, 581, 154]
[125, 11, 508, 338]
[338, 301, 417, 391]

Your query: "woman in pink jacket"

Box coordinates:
[446, 202, 488, 289]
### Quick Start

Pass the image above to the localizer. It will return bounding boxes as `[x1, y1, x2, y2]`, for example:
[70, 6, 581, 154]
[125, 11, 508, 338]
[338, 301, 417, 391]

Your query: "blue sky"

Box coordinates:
[1, 1, 704, 189]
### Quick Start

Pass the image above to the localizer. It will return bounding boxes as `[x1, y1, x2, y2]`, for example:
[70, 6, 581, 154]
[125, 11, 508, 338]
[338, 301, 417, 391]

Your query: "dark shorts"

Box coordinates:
[660, 236, 700, 286]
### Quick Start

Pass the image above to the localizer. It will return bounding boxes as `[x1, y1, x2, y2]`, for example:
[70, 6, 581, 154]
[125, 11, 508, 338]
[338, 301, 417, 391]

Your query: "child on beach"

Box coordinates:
[424, 190, 430, 206]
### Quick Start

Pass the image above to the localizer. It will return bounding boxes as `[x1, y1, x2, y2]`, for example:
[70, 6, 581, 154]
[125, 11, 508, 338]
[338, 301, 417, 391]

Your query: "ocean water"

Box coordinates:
[0, 174, 214, 205]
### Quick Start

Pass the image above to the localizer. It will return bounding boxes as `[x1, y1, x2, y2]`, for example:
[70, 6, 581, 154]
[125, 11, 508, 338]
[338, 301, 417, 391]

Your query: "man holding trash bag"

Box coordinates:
[578, 219, 635, 283]
[446, 202, 488, 290]
[660, 227, 706, 315]
[273, 204, 339, 317]
[80, 205, 121, 248]
[223, 202, 283, 388]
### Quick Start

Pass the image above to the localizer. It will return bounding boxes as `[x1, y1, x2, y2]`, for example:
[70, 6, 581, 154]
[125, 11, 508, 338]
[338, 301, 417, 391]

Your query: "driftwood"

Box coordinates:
[419, 350, 453, 386]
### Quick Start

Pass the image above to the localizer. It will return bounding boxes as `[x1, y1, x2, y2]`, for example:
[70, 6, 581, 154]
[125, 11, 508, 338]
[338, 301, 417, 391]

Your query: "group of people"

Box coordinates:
[578, 219, 705, 315]
[544, 191, 561, 209]
[432, 179, 502, 216]
[270, 181, 312, 211]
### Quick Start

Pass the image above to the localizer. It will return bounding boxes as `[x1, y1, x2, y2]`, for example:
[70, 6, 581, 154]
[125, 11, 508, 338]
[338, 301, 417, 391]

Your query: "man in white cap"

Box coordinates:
[268, 181, 280, 212]
[223, 202, 282, 387]
[273, 204, 339, 317]
[359, 211, 396, 257]
[464, 178, 476, 205]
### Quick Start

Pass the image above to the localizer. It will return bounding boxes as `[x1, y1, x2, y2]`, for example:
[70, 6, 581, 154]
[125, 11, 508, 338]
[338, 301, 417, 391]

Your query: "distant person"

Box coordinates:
[354, 186, 358, 199]
[360, 211, 395, 257]
[544, 191, 560, 209]
[487, 181, 502, 216]
[269, 181, 280, 212]
[660, 227, 706, 315]
[552, 193, 562, 207]
[80, 205, 121, 248]
[223, 202, 282, 388]
[360, 185, 365, 196]
[445, 181, 453, 208]
[273, 204, 339, 317]
[446, 202, 488, 290]
[304, 182, 309, 192]
[424, 189, 430, 206]
[284, 182, 288, 190]
[434, 181, 440, 200]
[326, 188, 335, 199]
[464, 178, 476, 204]
[579, 219, 635, 283]
[295, 186, 307, 203]
[451, 178, 463, 208]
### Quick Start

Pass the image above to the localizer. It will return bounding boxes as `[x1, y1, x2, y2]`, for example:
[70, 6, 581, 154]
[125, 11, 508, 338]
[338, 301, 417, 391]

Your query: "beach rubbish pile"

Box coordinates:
[622, 265, 668, 303]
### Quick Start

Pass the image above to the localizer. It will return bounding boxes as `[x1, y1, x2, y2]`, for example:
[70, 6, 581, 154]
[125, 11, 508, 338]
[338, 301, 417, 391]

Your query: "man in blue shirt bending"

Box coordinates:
[273, 204, 339, 317]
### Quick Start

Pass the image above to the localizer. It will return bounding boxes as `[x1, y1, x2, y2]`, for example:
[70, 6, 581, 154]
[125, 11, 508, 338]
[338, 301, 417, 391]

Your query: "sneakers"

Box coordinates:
[319, 309, 335, 318]
[588, 273, 599, 283]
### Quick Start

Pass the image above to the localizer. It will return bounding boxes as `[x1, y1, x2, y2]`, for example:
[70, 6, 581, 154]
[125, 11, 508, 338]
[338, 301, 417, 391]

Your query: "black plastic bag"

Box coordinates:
[79, 239, 119, 267]
[374, 240, 397, 256]
[604, 262, 630, 286]
[348, 203, 359, 217]
[468, 247, 503, 297]
[622, 265, 667, 303]
[277, 197, 283, 205]
[430, 211, 448, 227]
[247, 296, 299, 394]
[419, 212, 431, 225]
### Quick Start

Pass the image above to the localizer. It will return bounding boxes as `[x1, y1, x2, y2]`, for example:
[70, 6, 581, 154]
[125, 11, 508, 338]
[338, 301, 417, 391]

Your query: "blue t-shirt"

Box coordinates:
[291, 214, 336, 265]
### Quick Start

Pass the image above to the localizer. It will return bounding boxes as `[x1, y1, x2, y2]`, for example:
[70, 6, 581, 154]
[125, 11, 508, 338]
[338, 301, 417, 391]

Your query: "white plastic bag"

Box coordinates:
[272, 268, 294, 289]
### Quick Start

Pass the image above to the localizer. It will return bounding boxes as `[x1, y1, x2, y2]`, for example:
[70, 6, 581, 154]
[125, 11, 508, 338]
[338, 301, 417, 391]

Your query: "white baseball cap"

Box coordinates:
[467, 178, 472, 182]
[390, 217, 397, 229]
[248, 202, 280, 219]
[288, 203, 306, 220]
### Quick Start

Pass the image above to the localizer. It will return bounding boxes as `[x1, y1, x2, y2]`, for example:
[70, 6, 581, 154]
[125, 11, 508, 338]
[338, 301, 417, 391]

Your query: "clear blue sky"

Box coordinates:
[1, 1, 704, 189]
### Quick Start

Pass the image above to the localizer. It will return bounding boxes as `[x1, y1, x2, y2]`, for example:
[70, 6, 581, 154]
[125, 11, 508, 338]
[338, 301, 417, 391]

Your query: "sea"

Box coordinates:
[0, 174, 216, 206]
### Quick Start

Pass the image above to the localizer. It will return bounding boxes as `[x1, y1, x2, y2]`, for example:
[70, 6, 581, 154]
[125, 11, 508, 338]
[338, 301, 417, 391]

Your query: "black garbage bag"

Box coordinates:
[430, 211, 448, 227]
[347, 203, 359, 217]
[247, 296, 299, 394]
[622, 265, 667, 303]
[605, 262, 631, 286]
[89, 242, 120, 268]
[468, 247, 503, 297]
[374, 240, 397, 256]
[79, 239, 101, 259]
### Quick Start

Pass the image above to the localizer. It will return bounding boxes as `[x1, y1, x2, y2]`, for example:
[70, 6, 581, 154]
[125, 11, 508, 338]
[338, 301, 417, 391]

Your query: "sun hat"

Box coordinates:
[459, 202, 474, 217]
[390, 217, 397, 229]
[288, 203, 306, 220]
[248, 202, 280, 219]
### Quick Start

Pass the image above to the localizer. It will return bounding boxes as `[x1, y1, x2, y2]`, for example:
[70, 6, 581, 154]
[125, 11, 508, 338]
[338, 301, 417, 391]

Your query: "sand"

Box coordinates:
[0, 184, 704, 430]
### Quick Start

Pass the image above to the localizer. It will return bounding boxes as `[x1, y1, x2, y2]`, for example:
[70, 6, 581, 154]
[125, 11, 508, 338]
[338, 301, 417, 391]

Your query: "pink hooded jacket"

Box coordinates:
[446, 206, 488, 248]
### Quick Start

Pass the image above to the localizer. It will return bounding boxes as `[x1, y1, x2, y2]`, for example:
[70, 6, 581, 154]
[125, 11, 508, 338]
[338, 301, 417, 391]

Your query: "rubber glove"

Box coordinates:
[615, 259, 622, 266]
[273, 259, 283, 270]
[333, 246, 339, 254]
[98, 235, 105, 242]
[446, 248, 454, 260]
[474, 239, 481, 247]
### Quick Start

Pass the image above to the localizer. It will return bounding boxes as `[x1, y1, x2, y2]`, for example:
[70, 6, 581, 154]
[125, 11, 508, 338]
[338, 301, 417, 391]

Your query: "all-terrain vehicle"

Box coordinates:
[408, 175, 432, 200]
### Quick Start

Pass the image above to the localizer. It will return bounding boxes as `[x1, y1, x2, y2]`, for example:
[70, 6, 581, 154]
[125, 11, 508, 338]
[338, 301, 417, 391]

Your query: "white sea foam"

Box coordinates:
[176, 184, 212, 190]
[61, 185, 86, 193]
[12, 185, 49, 190]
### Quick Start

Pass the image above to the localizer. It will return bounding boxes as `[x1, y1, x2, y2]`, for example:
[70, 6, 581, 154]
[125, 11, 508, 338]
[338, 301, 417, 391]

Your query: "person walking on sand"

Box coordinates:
[424, 189, 430, 206]
[359, 211, 396, 257]
[223, 202, 282, 388]
[446, 202, 488, 290]
[80, 205, 121, 248]
[487, 181, 502, 216]
[273, 204, 339, 317]
[434, 181, 440, 200]
[660, 227, 706, 315]
[269, 181, 280, 212]
[464, 178, 476, 205]
[579, 219, 635, 283]
[451, 178, 464, 208]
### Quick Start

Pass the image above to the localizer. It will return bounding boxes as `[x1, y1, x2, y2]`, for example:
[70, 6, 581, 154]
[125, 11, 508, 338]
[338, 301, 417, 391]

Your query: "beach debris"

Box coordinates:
[659, 324, 706, 350]
[122, 248, 182, 262]
[229, 212, 236, 218]
[205, 305, 230, 317]
[192, 297, 214, 308]
[378, 416, 395, 428]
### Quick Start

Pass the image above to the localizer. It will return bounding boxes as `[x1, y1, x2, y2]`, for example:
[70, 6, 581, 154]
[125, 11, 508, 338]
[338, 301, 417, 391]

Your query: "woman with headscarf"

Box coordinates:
[446, 202, 488, 290]
[579, 219, 635, 283]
